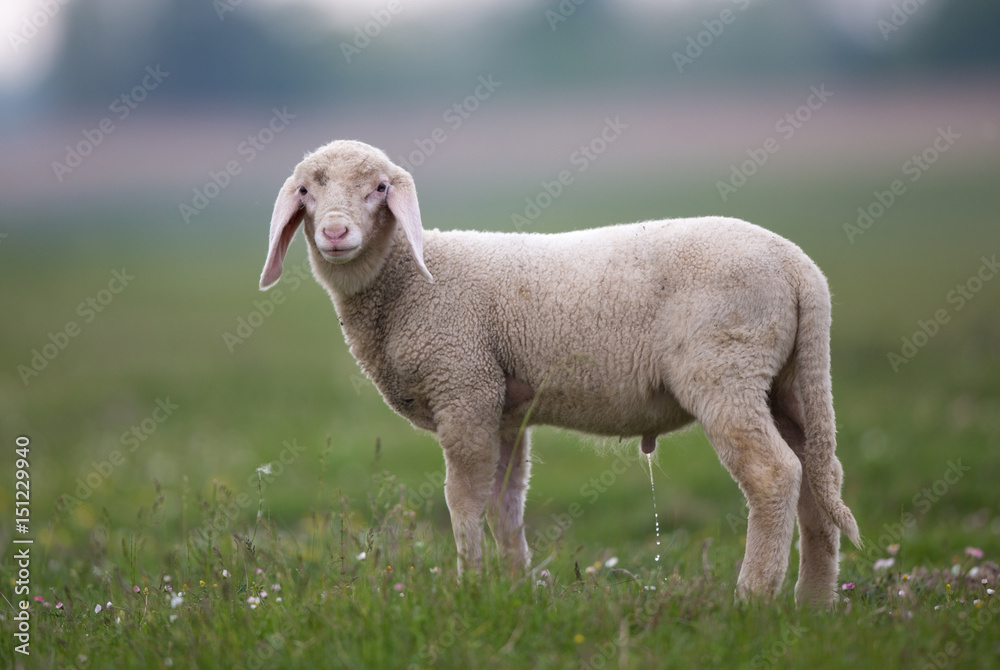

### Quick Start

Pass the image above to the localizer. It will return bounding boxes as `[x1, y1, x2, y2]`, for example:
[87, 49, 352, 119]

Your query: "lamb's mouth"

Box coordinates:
[319, 246, 360, 262]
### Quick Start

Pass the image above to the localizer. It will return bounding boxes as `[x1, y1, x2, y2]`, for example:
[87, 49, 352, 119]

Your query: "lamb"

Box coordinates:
[259, 139, 860, 606]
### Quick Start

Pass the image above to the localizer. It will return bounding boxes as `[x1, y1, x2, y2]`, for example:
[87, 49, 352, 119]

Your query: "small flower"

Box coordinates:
[386, 565, 393, 572]
[43, 602, 51, 608]
[841, 582, 856, 591]
[259, 590, 268, 599]
[357, 552, 367, 560]
[55, 602, 63, 609]
[257, 463, 273, 476]
[574, 634, 585, 644]
[903, 574, 910, 581]
[94, 604, 102, 614]
[199, 580, 205, 587]
[33, 595, 44, 602]
[170, 592, 184, 608]
[165, 585, 173, 593]
[873, 557, 895, 571]
[134, 586, 140, 593]
[393, 583, 404, 592]
[946, 583, 952, 590]
[987, 589, 995, 596]
[965, 546, 984, 559]
[106, 601, 112, 610]
[222, 569, 230, 579]
[974, 599, 982, 608]
[604, 557, 619, 569]
[256, 567, 263, 575]
[276, 597, 282, 603]
[116, 616, 121, 625]
[887, 544, 900, 556]
[169, 614, 178, 623]
[163, 575, 171, 583]
[585, 565, 596, 575]
[983, 578, 989, 585]
[897, 590, 905, 596]
[247, 596, 261, 609]
[429, 566, 440, 575]
[271, 583, 281, 592]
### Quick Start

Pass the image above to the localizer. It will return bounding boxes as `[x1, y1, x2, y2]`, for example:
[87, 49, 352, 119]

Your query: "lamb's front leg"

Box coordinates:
[438, 413, 501, 575]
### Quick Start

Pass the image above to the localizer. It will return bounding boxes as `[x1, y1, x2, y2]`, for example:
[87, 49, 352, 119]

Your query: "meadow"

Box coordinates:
[1, 161, 999, 669]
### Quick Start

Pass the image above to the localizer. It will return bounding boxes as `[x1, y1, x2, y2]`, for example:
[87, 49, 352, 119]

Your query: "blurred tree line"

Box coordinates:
[26, 0, 1000, 110]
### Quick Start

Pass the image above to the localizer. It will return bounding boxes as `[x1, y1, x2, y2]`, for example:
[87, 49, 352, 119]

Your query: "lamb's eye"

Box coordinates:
[298, 187, 307, 195]
[376, 182, 387, 193]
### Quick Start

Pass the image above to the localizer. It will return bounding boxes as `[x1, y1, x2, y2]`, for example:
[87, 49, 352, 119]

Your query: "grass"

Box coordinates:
[2, 160, 1000, 668]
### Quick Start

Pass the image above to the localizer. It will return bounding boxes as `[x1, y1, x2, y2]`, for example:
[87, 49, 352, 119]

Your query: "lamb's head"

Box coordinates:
[259, 139, 432, 292]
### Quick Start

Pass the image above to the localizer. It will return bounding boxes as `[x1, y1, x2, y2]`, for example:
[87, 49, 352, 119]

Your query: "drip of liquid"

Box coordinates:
[648, 453, 660, 563]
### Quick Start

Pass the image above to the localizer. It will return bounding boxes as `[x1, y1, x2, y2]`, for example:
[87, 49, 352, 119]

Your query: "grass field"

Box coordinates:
[2, 161, 999, 668]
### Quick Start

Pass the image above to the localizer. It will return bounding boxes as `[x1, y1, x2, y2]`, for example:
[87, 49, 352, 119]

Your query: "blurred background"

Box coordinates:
[1, 0, 998, 568]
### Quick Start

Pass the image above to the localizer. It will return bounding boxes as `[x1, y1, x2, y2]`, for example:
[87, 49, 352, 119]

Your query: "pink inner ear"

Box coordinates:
[386, 181, 433, 283]
[260, 183, 304, 290]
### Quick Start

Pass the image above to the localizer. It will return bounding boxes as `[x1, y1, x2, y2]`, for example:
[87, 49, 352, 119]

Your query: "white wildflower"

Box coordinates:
[873, 558, 895, 571]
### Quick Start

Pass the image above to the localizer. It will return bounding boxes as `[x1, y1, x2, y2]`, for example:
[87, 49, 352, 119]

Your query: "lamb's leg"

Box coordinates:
[702, 404, 802, 600]
[486, 427, 532, 573]
[438, 417, 500, 575]
[772, 392, 841, 607]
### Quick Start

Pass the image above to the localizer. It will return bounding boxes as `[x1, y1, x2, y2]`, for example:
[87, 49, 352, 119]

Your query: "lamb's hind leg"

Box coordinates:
[485, 427, 532, 573]
[701, 395, 802, 600]
[773, 388, 841, 607]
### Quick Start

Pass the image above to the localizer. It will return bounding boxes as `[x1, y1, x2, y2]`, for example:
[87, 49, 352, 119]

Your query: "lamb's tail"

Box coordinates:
[793, 265, 861, 548]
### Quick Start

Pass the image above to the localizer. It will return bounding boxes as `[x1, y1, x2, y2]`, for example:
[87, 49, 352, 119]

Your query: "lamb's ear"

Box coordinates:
[260, 176, 305, 290]
[386, 173, 433, 283]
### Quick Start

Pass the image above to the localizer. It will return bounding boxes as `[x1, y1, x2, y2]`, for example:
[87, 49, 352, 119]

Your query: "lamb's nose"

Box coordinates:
[323, 227, 348, 243]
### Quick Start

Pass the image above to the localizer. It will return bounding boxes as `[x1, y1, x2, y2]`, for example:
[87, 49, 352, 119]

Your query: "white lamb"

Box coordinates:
[259, 139, 860, 606]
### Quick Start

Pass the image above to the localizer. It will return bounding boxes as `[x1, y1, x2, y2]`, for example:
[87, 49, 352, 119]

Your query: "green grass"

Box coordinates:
[1, 161, 1000, 668]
